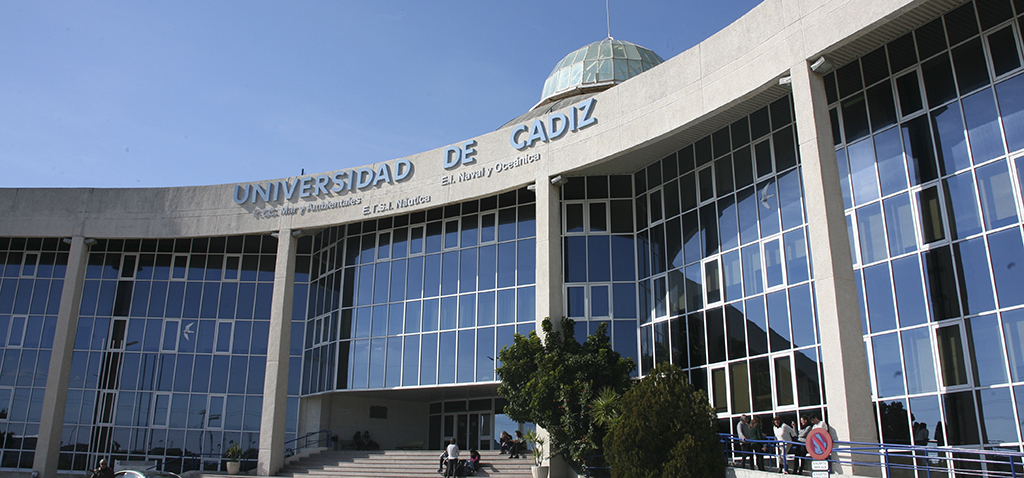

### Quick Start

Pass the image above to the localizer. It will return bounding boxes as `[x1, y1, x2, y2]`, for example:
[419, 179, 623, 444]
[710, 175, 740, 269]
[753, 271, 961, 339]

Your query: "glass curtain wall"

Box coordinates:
[302, 189, 536, 394]
[0, 238, 68, 470]
[60, 236, 303, 472]
[562, 175, 642, 369]
[563, 95, 823, 433]
[829, 0, 1024, 451]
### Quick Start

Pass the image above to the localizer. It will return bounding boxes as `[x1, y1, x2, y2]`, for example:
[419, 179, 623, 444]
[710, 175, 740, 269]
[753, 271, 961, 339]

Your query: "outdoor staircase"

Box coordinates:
[273, 449, 536, 478]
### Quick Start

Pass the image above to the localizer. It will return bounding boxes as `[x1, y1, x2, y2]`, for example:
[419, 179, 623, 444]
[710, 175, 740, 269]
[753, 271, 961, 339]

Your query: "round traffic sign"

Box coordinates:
[806, 428, 833, 460]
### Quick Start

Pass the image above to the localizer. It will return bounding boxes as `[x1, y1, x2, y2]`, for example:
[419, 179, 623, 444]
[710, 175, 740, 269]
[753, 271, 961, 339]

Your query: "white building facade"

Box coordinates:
[3, 0, 1024, 476]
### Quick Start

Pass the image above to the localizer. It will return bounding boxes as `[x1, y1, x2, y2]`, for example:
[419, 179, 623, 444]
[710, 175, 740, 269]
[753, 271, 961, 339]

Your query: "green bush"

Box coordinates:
[604, 363, 725, 478]
[496, 318, 634, 466]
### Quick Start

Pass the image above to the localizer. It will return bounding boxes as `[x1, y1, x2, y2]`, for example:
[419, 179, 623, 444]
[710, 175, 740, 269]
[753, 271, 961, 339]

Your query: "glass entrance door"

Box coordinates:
[443, 412, 493, 450]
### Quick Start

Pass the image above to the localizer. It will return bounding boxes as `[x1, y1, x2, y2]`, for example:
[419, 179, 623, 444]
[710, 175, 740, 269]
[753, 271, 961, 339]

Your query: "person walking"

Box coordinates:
[774, 416, 796, 473]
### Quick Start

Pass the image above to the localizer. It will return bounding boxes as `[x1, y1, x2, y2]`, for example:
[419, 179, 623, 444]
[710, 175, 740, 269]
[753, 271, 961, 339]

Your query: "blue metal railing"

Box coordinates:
[284, 429, 333, 457]
[135, 430, 332, 474]
[719, 433, 1024, 477]
[143, 449, 257, 474]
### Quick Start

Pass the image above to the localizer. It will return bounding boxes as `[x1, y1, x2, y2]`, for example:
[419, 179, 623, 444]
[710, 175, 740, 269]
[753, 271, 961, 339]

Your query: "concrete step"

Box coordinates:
[268, 449, 536, 478]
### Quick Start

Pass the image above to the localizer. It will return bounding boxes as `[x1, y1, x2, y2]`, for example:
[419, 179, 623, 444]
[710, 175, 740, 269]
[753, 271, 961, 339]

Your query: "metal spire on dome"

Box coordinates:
[606, 0, 612, 39]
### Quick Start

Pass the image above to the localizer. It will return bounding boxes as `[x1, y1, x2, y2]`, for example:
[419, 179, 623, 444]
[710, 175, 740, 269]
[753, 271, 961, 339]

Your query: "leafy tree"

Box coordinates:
[496, 318, 634, 466]
[604, 363, 725, 478]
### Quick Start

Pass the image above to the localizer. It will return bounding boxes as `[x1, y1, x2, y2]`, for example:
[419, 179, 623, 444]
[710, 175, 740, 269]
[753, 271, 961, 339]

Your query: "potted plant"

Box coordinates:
[224, 442, 242, 475]
[523, 430, 548, 478]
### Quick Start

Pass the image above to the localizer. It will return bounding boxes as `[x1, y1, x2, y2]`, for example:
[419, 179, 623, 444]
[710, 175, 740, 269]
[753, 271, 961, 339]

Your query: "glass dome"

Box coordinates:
[540, 38, 664, 103]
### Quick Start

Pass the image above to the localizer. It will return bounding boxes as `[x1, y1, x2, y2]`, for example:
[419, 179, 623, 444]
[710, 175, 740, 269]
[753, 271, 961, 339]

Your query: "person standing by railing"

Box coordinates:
[736, 414, 752, 469]
[792, 415, 812, 474]
[750, 416, 767, 471]
[774, 416, 795, 473]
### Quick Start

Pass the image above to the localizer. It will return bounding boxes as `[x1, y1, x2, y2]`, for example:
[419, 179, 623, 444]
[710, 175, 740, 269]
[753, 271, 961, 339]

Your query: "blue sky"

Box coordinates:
[1, 1, 761, 188]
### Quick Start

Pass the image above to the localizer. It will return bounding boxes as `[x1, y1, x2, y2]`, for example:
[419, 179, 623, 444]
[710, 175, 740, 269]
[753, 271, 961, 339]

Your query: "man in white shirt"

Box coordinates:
[773, 416, 795, 473]
[445, 438, 460, 477]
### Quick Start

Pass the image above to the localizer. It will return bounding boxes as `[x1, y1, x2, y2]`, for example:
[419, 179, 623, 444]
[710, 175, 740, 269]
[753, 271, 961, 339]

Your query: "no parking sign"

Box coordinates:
[806, 428, 833, 460]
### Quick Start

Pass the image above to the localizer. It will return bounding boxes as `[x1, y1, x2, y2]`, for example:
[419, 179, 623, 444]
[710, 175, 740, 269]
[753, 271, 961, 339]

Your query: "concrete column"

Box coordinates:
[257, 229, 297, 476]
[535, 175, 564, 327]
[533, 176, 569, 477]
[790, 60, 878, 475]
[34, 236, 91, 478]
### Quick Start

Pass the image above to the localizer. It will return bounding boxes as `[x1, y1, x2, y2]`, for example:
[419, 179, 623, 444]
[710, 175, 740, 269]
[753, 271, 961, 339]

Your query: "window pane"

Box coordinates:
[592, 285, 609, 317]
[758, 180, 780, 237]
[849, 139, 880, 205]
[884, 193, 917, 255]
[730, 361, 751, 414]
[567, 287, 585, 318]
[745, 296, 768, 356]
[789, 284, 815, 348]
[783, 228, 809, 285]
[742, 244, 763, 297]
[565, 204, 584, 233]
[966, 314, 1007, 386]
[902, 327, 936, 394]
[951, 39, 990, 95]
[977, 388, 1016, 445]
[857, 203, 888, 264]
[988, 26, 1021, 76]
[613, 283, 637, 319]
[867, 81, 897, 131]
[943, 391, 980, 445]
[918, 186, 946, 244]
[719, 197, 739, 252]
[476, 327, 494, 382]
[997, 73, 1024, 152]
[897, 255, 929, 327]
[712, 368, 727, 413]
[767, 290, 790, 352]
[873, 333, 905, 397]
[953, 237, 995, 315]
[778, 169, 803, 230]
[989, 228, 1024, 308]
[774, 356, 794, 407]
[764, 239, 784, 288]
[896, 71, 924, 116]
[738, 187, 759, 245]
[843, 94, 871, 143]
[936, 325, 968, 386]
[924, 247, 960, 320]
[875, 127, 908, 196]
[975, 160, 1018, 230]
[705, 260, 721, 304]
[864, 263, 897, 333]
[837, 149, 853, 210]
[723, 251, 741, 302]
[902, 115, 940, 185]
[922, 55, 957, 107]
[931, 102, 970, 174]
[750, 358, 772, 412]
[726, 304, 746, 360]
[962, 88, 1006, 163]
[1003, 308, 1024, 381]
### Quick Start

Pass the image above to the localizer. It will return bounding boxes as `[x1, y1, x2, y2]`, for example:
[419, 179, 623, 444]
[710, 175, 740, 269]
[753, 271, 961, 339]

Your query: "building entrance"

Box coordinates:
[443, 412, 492, 451]
[430, 397, 506, 451]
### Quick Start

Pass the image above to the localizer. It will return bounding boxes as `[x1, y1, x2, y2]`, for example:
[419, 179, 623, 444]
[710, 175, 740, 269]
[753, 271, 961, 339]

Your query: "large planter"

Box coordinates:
[531, 465, 549, 478]
[226, 461, 241, 475]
